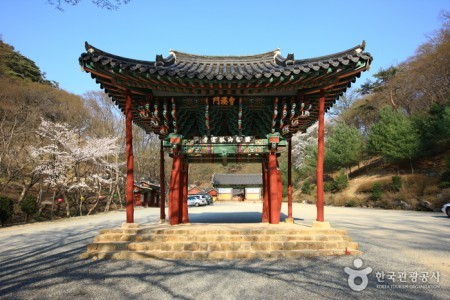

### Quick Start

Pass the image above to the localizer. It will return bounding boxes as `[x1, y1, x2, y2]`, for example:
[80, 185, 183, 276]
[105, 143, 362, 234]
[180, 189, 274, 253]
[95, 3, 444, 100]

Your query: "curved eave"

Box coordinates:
[80, 42, 372, 83]
[81, 58, 370, 96]
[79, 42, 372, 137]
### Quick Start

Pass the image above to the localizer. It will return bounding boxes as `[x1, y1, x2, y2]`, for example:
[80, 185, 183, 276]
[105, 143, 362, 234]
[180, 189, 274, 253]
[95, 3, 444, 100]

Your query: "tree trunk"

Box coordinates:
[18, 180, 36, 203]
[88, 184, 102, 215]
[51, 190, 56, 220]
[63, 192, 70, 218]
[18, 183, 28, 203]
[116, 183, 123, 209]
[104, 181, 114, 213]
[79, 197, 83, 217]
[390, 89, 397, 108]
[37, 182, 43, 216]
[87, 197, 100, 216]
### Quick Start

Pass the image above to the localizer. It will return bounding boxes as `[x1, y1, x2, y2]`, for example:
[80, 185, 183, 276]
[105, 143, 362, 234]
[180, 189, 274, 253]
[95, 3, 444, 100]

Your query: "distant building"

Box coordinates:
[205, 187, 218, 201]
[212, 174, 262, 201]
[188, 185, 205, 195]
[133, 181, 160, 207]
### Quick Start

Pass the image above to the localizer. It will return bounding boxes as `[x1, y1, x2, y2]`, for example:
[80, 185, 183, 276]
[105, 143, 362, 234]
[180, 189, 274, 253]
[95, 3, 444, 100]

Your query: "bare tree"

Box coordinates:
[48, 0, 131, 11]
[327, 89, 360, 122]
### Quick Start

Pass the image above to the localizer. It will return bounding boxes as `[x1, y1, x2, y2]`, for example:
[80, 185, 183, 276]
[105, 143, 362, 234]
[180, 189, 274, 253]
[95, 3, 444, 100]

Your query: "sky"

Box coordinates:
[0, 0, 448, 96]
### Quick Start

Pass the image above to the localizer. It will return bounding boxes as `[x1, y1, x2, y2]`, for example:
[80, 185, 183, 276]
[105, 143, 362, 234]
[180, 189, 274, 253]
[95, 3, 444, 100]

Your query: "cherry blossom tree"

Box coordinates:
[31, 119, 121, 216]
[291, 120, 332, 178]
[291, 123, 318, 171]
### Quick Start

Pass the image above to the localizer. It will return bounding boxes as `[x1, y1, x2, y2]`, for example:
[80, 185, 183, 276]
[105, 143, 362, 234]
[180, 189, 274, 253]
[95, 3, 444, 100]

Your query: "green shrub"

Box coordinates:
[391, 175, 402, 191]
[439, 157, 450, 188]
[324, 181, 335, 192]
[0, 196, 14, 226]
[21, 195, 37, 223]
[440, 178, 450, 188]
[345, 199, 358, 207]
[324, 171, 348, 193]
[301, 181, 313, 195]
[334, 171, 349, 191]
[440, 159, 450, 188]
[69, 207, 78, 217]
[34, 215, 49, 222]
[371, 183, 383, 200]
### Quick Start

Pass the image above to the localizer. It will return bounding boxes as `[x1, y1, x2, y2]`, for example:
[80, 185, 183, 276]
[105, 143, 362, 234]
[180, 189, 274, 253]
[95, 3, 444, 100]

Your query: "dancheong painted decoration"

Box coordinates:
[79, 42, 372, 225]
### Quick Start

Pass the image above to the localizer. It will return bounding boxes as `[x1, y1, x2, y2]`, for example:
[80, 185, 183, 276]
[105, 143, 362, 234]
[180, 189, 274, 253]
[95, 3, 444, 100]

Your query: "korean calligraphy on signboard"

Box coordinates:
[188, 136, 256, 144]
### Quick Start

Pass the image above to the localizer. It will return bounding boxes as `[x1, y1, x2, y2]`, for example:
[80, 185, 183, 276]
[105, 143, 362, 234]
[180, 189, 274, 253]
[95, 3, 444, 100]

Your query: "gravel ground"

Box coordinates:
[0, 202, 448, 299]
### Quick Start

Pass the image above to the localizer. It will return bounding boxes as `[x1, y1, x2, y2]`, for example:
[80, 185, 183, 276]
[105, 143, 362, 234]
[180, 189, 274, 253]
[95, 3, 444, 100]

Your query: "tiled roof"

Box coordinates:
[134, 181, 160, 192]
[79, 42, 372, 138]
[188, 186, 205, 192]
[80, 42, 371, 82]
[212, 174, 262, 186]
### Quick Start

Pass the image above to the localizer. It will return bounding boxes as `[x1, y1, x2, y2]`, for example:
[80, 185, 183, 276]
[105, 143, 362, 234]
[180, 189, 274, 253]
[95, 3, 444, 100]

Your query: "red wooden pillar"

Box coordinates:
[169, 152, 182, 225]
[181, 161, 189, 223]
[287, 137, 293, 222]
[159, 139, 166, 222]
[125, 90, 134, 223]
[268, 152, 281, 224]
[276, 161, 283, 211]
[177, 160, 184, 222]
[316, 90, 325, 222]
[261, 160, 269, 223]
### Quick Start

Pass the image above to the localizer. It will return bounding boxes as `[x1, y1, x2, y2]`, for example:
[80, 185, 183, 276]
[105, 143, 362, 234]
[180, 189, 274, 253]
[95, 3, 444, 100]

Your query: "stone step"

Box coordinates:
[98, 228, 349, 236]
[81, 248, 361, 260]
[94, 233, 350, 243]
[89, 240, 355, 253]
[127, 241, 352, 252]
[87, 241, 130, 252]
[82, 223, 360, 260]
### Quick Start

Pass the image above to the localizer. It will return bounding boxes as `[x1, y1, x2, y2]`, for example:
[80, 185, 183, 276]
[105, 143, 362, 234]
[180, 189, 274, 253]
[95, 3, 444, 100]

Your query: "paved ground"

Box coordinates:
[0, 202, 449, 299]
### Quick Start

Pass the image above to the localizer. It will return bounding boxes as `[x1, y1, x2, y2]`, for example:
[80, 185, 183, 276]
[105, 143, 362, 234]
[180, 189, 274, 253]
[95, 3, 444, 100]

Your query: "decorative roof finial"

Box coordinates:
[155, 54, 164, 66]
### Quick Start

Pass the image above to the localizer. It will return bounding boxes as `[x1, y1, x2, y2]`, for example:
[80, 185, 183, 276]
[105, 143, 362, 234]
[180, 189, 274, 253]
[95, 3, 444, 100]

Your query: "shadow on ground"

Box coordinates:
[0, 207, 447, 299]
[188, 210, 297, 223]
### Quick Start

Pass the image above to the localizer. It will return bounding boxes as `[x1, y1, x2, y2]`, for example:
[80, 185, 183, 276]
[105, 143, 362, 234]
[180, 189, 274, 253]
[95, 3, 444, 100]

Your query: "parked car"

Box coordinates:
[442, 203, 450, 218]
[195, 194, 213, 205]
[205, 194, 213, 205]
[187, 195, 207, 207]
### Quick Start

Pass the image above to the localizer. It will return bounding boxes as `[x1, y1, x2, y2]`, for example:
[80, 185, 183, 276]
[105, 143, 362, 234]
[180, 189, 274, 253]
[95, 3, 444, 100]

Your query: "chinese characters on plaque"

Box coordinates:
[191, 136, 255, 144]
[212, 96, 236, 106]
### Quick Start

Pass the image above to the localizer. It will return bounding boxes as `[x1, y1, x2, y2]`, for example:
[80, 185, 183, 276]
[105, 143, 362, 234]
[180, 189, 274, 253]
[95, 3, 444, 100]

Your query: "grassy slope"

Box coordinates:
[294, 150, 449, 211]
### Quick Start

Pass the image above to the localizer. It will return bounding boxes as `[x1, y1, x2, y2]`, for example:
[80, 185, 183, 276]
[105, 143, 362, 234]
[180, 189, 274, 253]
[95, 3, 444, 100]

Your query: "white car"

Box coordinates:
[195, 194, 213, 205]
[442, 203, 450, 218]
[187, 196, 207, 207]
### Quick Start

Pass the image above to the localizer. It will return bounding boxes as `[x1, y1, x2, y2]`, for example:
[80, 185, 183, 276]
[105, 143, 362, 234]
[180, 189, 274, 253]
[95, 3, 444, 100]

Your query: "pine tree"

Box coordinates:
[368, 106, 420, 173]
[325, 122, 363, 175]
